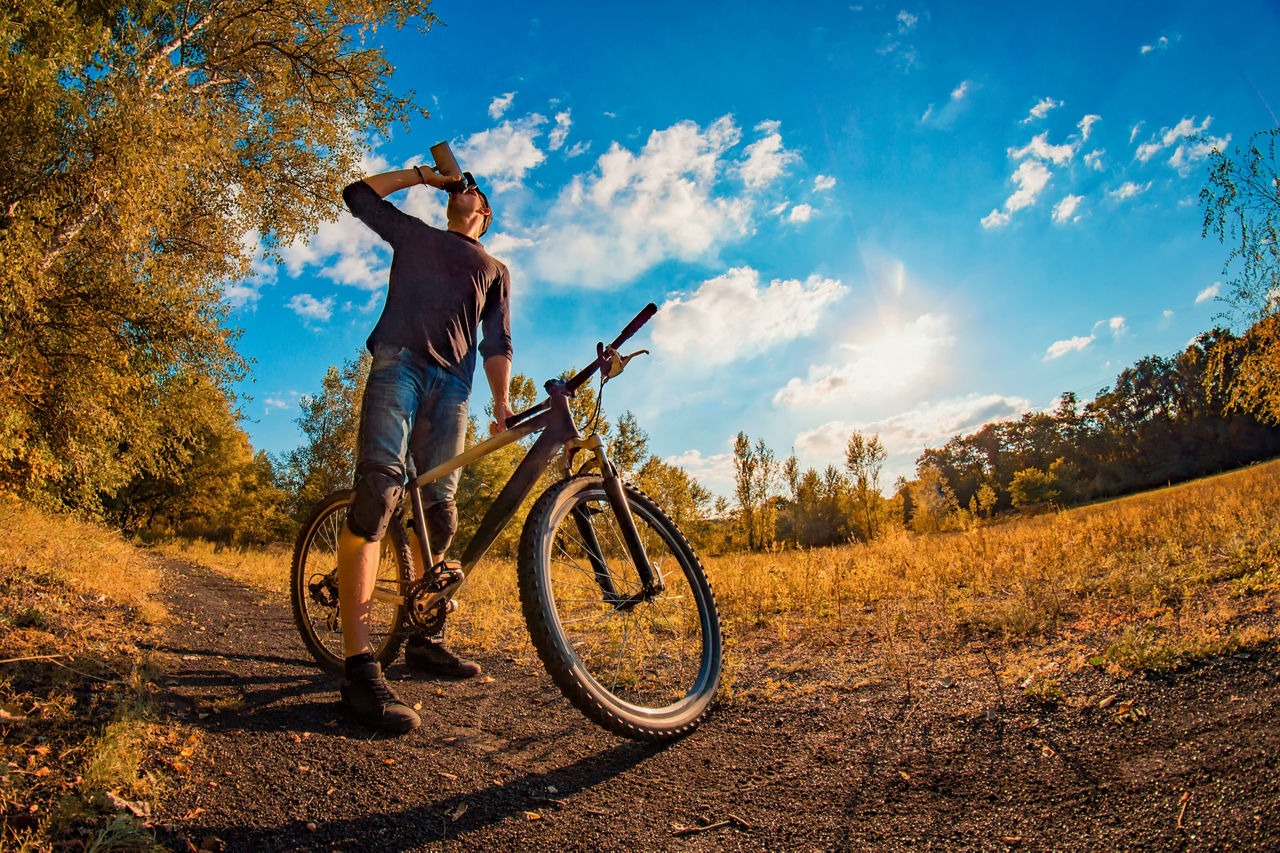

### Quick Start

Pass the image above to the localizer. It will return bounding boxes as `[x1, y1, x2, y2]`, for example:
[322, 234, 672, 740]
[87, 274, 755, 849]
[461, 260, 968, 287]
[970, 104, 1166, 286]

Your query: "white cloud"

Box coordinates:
[814, 174, 836, 192]
[664, 448, 735, 497]
[1009, 132, 1076, 165]
[1108, 180, 1151, 201]
[951, 80, 971, 100]
[1021, 97, 1063, 123]
[1084, 149, 1105, 170]
[1141, 36, 1170, 54]
[981, 208, 1011, 229]
[795, 393, 1031, 465]
[1129, 123, 1143, 144]
[788, 203, 815, 223]
[223, 283, 261, 309]
[1005, 160, 1052, 211]
[1052, 194, 1084, 224]
[1133, 116, 1229, 174]
[774, 313, 955, 408]
[1044, 335, 1094, 360]
[739, 120, 799, 188]
[512, 115, 796, 287]
[548, 110, 572, 151]
[1078, 114, 1101, 141]
[897, 10, 919, 32]
[652, 266, 846, 366]
[1108, 316, 1128, 336]
[488, 91, 516, 120]
[456, 114, 549, 190]
[287, 293, 334, 322]
[1196, 282, 1221, 304]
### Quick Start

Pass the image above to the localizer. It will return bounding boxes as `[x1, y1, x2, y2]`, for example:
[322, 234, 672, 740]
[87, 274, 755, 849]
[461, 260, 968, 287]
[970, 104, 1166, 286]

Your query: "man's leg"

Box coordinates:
[336, 344, 423, 732]
[336, 527, 381, 658]
[404, 367, 480, 679]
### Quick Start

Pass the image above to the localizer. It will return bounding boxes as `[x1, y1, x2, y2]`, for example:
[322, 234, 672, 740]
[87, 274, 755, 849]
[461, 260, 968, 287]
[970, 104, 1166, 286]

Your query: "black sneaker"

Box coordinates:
[340, 660, 421, 733]
[405, 637, 482, 679]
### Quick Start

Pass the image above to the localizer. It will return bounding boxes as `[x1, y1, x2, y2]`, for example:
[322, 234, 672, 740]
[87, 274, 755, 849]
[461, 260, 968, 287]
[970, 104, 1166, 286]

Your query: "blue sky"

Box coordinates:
[228, 0, 1280, 496]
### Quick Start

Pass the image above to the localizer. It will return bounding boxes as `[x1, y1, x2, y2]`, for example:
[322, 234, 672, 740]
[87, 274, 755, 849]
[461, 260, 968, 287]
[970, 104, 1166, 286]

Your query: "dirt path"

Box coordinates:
[148, 555, 1280, 851]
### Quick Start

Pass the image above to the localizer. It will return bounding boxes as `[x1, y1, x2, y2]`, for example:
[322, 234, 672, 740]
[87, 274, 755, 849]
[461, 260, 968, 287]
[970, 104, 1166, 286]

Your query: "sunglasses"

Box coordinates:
[450, 171, 481, 195]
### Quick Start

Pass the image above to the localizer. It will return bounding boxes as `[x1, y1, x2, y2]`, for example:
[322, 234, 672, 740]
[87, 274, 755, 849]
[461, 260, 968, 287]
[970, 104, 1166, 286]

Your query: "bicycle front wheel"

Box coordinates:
[290, 490, 407, 674]
[518, 476, 722, 741]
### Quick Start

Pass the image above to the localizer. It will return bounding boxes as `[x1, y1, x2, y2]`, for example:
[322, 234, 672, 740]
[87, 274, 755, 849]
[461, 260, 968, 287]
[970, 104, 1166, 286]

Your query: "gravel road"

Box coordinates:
[149, 556, 1280, 852]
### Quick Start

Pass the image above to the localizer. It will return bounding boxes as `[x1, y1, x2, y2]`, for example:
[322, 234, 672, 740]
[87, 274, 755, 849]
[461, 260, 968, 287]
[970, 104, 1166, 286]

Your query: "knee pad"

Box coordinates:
[424, 500, 458, 555]
[346, 464, 405, 542]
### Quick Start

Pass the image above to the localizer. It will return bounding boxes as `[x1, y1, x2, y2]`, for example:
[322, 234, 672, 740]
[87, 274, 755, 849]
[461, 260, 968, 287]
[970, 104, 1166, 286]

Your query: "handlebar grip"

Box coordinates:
[565, 302, 659, 394]
[505, 399, 549, 428]
[608, 302, 658, 350]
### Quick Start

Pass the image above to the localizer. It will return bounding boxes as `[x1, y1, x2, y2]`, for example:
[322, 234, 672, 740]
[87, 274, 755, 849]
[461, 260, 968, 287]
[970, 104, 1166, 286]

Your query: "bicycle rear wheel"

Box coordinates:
[518, 476, 722, 741]
[290, 490, 407, 674]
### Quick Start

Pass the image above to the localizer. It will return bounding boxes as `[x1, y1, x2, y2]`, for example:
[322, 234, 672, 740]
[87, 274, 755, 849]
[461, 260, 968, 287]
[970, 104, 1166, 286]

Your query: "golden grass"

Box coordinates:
[0, 496, 173, 850]
[0, 496, 165, 624]
[153, 538, 292, 596]
[178, 461, 1280, 684]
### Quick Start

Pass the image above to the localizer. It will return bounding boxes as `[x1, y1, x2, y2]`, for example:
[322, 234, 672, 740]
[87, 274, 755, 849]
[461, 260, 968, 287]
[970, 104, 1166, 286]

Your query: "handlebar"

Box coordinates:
[505, 302, 657, 428]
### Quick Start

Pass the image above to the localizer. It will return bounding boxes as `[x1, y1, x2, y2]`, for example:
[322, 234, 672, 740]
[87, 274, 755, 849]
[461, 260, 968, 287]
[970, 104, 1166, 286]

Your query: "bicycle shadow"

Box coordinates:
[144, 640, 345, 733]
[174, 737, 671, 850]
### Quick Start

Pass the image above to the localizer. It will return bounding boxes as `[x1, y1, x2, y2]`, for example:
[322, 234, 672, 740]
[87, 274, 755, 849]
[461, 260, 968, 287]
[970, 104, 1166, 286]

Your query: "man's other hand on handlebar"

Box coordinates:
[490, 399, 515, 436]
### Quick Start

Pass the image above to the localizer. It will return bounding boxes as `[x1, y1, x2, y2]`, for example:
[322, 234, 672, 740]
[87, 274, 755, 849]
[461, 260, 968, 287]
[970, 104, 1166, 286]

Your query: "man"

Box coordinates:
[336, 162, 514, 733]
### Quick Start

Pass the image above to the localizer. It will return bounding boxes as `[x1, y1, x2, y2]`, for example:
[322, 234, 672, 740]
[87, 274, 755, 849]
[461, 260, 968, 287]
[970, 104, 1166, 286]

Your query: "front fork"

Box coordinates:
[569, 434, 664, 604]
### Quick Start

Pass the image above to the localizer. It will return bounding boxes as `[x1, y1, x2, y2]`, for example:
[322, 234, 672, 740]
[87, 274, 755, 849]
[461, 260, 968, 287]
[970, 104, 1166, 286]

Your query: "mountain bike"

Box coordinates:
[290, 304, 723, 741]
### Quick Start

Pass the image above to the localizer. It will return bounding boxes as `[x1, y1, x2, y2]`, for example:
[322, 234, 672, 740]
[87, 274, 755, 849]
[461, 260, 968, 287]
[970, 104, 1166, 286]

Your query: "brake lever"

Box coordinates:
[602, 347, 650, 381]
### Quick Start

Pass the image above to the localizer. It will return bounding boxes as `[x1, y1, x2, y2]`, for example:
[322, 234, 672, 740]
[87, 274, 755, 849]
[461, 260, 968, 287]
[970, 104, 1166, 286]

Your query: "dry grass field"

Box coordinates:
[3, 460, 1278, 847]
[173, 460, 1280, 700]
[0, 497, 180, 851]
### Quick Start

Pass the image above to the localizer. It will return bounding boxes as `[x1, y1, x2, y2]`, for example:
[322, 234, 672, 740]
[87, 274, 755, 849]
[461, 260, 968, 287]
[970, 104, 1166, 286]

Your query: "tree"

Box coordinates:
[1201, 129, 1280, 422]
[611, 411, 650, 478]
[634, 455, 712, 536]
[732, 432, 758, 549]
[845, 430, 887, 540]
[1009, 467, 1061, 508]
[909, 465, 958, 533]
[0, 0, 435, 509]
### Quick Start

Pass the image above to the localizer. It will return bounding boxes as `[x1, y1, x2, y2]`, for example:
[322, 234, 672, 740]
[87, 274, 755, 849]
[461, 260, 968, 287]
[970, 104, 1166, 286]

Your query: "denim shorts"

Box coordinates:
[346, 343, 470, 541]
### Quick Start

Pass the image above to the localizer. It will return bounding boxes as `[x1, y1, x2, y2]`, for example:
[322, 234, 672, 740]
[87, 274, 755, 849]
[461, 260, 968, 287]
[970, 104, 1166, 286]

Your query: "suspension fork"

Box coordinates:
[575, 434, 663, 600]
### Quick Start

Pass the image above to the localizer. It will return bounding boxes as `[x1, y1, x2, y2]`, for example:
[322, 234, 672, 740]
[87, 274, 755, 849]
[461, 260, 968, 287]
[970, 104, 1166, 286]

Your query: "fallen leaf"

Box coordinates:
[305, 822, 318, 832]
[33, 746, 50, 756]
[1098, 694, 1118, 709]
[439, 771, 458, 780]
[448, 804, 468, 822]
[172, 761, 190, 775]
[523, 811, 541, 821]
[34, 767, 51, 778]
[898, 771, 911, 781]
[442, 736, 458, 744]
[413, 702, 423, 711]
[478, 676, 496, 684]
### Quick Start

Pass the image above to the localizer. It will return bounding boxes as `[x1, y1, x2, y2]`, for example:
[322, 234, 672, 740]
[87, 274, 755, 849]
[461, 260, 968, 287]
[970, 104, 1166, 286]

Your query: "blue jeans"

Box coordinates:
[346, 343, 470, 552]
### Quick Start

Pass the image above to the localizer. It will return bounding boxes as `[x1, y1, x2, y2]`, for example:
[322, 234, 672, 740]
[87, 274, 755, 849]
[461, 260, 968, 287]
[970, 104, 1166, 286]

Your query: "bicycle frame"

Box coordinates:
[375, 369, 660, 617]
